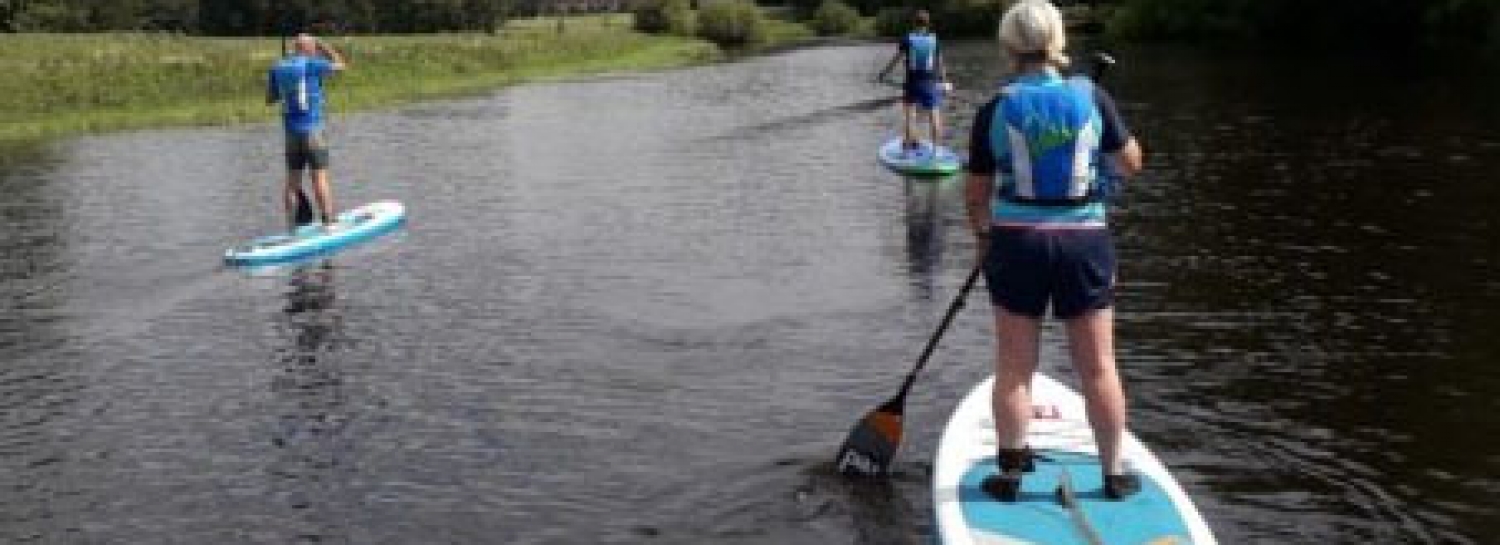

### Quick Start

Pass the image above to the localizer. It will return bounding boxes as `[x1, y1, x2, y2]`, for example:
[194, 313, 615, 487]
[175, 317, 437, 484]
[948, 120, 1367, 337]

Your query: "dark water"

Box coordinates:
[2, 42, 1498, 544]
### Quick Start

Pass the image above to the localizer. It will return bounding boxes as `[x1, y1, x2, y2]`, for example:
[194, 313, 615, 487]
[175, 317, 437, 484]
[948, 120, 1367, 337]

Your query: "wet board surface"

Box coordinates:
[933, 375, 1218, 545]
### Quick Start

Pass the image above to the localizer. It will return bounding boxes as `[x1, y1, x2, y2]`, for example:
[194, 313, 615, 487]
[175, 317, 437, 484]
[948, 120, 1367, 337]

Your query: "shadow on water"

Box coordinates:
[903, 178, 948, 301]
[625, 454, 930, 544]
[0, 147, 67, 355]
[795, 460, 931, 545]
[705, 95, 902, 143]
[267, 263, 356, 541]
[0, 140, 51, 174]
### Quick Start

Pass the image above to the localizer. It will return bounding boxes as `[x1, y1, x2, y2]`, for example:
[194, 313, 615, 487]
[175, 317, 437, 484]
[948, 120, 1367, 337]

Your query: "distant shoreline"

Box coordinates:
[0, 16, 734, 147]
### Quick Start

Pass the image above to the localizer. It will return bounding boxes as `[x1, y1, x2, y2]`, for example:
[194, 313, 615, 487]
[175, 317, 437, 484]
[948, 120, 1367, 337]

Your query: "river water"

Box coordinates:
[2, 42, 1497, 544]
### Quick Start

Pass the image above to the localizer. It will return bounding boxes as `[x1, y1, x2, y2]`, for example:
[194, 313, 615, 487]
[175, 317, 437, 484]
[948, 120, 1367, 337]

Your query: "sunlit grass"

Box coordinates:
[0, 15, 719, 144]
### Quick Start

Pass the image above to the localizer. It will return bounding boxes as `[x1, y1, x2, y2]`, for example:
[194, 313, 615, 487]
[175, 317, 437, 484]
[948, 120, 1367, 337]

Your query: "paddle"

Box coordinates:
[835, 263, 983, 476]
[1088, 51, 1116, 82]
[1057, 470, 1107, 545]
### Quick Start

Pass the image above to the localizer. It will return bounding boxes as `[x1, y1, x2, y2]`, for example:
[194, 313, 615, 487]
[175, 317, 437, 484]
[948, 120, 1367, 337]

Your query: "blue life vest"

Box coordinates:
[269, 56, 330, 133]
[905, 32, 938, 75]
[990, 75, 1103, 206]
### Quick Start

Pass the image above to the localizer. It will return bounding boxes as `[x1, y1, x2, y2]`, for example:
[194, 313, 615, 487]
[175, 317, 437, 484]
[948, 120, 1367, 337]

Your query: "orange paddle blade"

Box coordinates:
[834, 401, 905, 476]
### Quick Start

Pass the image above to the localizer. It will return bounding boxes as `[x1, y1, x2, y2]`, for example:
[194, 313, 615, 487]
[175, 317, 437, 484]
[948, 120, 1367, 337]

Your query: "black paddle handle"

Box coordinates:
[1090, 51, 1115, 81]
[894, 263, 984, 400]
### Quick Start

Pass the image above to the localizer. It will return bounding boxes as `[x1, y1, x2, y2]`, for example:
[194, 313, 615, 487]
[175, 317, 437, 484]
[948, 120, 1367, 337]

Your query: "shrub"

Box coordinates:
[696, 0, 767, 46]
[811, 0, 861, 36]
[634, 0, 695, 35]
[873, 7, 908, 37]
[934, 3, 1003, 39]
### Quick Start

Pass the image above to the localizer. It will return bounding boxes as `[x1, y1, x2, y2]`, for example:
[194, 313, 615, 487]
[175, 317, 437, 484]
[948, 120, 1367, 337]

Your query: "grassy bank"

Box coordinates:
[0, 15, 720, 145]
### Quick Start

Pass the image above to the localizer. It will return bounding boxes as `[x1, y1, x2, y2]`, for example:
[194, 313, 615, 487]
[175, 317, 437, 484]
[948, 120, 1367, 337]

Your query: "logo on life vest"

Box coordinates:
[1020, 116, 1081, 156]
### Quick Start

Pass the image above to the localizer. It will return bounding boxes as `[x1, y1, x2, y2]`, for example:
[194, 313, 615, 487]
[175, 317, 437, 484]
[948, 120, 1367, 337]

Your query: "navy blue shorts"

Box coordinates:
[982, 227, 1116, 320]
[904, 79, 942, 110]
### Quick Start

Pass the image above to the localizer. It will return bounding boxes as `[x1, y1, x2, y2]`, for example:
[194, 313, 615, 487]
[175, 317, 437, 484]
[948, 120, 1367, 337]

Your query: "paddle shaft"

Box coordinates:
[832, 262, 983, 476]
[1053, 53, 1115, 545]
[891, 263, 984, 404]
[1058, 470, 1107, 545]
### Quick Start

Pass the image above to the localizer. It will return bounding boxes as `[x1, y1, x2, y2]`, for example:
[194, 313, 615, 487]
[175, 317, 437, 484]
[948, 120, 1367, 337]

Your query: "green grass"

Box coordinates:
[761, 15, 817, 44]
[0, 15, 720, 144]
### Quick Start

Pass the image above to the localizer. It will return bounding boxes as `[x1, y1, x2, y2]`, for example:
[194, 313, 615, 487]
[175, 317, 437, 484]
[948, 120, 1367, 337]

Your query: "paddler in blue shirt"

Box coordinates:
[267, 33, 347, 229]
[878, 9, 951, 156]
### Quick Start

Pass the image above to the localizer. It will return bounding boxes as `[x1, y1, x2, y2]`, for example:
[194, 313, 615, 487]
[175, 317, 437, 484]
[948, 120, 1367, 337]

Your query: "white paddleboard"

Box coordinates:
[933, 374, 1217, 544]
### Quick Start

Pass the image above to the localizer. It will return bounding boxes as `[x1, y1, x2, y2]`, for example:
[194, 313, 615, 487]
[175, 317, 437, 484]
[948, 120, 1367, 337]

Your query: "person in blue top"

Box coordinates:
[267, 33, 347, 229]
[962, 0, 1145, 502]
[878, 9, 950, 155]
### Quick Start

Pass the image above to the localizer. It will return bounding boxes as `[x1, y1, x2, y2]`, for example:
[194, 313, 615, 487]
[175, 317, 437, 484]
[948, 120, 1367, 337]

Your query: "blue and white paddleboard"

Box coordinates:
[224, 200, 405, 266]
[934, 375, 1217, 545]
[878, 138, 962, 177]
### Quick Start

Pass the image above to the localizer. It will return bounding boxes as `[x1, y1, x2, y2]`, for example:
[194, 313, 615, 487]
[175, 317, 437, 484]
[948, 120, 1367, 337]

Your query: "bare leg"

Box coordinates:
[1064, 308, 1127, 475]
[284, 170, 304, 229]
[993, 308, 1042, 452]
[902, 102, 916, 148]
[930, 107, 943, 148]
[310, 168, 335, 225]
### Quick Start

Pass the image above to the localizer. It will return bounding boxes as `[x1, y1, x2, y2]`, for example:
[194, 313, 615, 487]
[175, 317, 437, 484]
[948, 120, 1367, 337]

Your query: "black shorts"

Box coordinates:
[982, 227, 1116, 319]
[903, 77, 941, 110]
[285, 130, 330, 171]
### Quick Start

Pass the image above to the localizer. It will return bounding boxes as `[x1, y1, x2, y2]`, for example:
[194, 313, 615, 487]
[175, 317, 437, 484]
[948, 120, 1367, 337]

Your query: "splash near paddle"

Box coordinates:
[224, 200, 405, 266]
[933, 375, 1218, 544]
[835, 265, 983, 477]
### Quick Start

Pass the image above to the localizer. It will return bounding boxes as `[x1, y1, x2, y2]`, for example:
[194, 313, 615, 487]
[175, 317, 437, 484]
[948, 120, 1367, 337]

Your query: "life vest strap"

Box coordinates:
[998, 193, 1103, 207]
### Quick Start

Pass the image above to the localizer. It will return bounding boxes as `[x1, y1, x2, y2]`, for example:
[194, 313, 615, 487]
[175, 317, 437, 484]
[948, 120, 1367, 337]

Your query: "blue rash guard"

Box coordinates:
[901, 31, 939, 81]
[267, 55, 335, 135]
[900, 31, 942, 110]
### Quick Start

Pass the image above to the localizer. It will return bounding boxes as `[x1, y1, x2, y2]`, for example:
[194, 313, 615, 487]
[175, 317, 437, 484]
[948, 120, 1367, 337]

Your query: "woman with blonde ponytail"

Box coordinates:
[963, 0, 1145, 502]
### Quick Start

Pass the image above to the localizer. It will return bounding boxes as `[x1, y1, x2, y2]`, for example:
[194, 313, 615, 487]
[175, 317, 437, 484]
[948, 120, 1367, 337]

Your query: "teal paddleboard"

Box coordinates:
[225, 200, 405, 267]
[878, 138, 962, 177]
[933, 375, 1217, 544]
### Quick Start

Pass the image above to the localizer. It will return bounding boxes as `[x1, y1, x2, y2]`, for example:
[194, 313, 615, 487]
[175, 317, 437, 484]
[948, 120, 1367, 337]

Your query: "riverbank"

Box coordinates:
[0, 15, 726, 146]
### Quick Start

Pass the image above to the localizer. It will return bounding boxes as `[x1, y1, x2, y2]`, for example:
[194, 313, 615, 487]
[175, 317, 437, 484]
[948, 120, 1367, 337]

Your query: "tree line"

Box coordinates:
[1106, 0, 1500, 52]
[6, 0, 1496, 53]
[0, 0, 527, 34]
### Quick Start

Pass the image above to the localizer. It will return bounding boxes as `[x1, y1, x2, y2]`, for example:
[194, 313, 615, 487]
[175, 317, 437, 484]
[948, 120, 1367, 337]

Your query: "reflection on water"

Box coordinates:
[269, 263, 353, 541]
[0, 42, 1496, 544]
[903, 179, 946, 301]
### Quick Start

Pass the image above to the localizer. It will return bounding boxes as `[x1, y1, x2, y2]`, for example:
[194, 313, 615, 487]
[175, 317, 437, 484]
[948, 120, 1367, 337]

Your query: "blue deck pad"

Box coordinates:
[957, 450, 1195, 544]
[878, 138, 962, 177]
